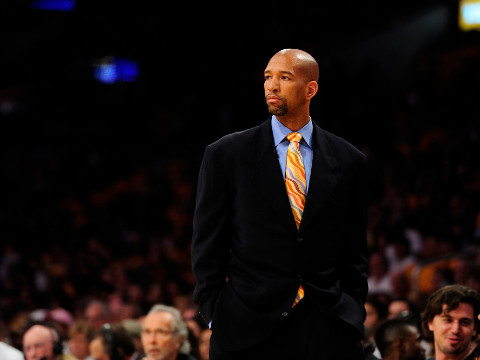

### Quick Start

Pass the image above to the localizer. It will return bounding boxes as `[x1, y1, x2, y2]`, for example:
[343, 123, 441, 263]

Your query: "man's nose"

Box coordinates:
[451, 321, 461, 333]
[267, 78, 279, 92]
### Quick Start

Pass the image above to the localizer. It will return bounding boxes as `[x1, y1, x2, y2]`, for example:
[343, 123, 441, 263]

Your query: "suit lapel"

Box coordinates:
[248, 119, 298, 234]
[299, 123, 340, 231]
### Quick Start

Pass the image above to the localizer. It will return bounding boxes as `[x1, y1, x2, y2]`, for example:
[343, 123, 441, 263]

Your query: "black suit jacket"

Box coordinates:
[192, 118, 368, 351]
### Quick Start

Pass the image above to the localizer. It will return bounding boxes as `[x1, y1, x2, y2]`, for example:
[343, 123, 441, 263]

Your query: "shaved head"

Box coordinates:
[271, 49, 319, 83]
[264, 48, 319, 129]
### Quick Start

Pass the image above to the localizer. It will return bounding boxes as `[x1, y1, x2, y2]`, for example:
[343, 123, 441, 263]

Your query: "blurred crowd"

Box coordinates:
[1, 25, 480, 360]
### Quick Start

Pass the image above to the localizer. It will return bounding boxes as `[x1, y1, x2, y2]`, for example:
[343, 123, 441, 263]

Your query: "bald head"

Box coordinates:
[264, 48, 319, 128]
[23, 324, 59, 360]
[270, 49, 319, 83]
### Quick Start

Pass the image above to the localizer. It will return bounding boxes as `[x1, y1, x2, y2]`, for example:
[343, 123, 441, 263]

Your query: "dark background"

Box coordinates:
[1, 0, 480, 348]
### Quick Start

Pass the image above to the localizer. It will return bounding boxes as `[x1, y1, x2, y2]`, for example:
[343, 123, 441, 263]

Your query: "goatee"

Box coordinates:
[266, 97, 288, 116]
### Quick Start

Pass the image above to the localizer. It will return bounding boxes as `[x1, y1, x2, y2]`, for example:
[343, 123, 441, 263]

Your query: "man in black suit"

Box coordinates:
[192, 49, 369, 359]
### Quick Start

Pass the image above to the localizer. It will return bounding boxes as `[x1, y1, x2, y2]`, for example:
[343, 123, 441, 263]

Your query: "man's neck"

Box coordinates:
[275, 112, 310, 131]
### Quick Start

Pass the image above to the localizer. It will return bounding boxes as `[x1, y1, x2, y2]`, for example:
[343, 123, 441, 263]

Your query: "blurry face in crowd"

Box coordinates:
[69, 332, 90, 360]
[85, 303, 108, 331]
[23, 325, 56, 360]
[89, 336, 109, 360]
[428, 303, 476, 359]
[388, 300, 410, 319]
[141, 311, 183, 360]
[364, 301, 380, 333]
[402, 325, 426, 360]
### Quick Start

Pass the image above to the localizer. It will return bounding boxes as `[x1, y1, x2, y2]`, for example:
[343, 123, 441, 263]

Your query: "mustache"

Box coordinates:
[265, 93, 286, 101]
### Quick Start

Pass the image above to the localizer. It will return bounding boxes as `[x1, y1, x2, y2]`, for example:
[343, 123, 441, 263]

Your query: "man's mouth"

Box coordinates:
[447, 336, 462, 346]
[266, 95, 282, 104]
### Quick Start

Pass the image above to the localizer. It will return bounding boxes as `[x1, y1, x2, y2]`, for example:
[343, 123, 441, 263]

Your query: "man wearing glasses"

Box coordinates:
[141, 304, 196, 360]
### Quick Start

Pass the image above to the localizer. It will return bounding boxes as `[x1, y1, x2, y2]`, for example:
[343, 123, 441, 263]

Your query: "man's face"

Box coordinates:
[264, 54, 309, 117]
[23, 325, 55, 360]
[403, 326, 425, 360]
[141, 312, 183, 360]
[428, 302, 476, 358]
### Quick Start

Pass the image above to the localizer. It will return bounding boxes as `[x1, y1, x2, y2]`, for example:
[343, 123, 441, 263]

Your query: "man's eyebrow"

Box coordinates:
[264, 70, 296, 76]
[440, 313, 473, 321]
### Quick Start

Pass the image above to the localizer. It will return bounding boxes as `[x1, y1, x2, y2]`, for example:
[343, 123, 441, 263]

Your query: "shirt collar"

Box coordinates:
[271, 115, 313, 148]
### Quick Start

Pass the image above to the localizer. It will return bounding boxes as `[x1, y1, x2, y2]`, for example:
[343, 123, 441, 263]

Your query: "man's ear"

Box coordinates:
[174, 335, 184, 351]
[305, 81, 318, 100]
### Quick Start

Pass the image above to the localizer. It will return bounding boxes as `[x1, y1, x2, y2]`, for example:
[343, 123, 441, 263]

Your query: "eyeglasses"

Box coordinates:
[141, 328, 174, 338]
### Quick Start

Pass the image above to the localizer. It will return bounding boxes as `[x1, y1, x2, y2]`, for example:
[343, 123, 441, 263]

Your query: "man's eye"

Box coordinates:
[282, 76, 290, 80]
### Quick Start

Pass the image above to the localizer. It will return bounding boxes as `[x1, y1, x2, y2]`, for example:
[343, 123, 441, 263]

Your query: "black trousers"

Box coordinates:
[209, 297, 364, 360]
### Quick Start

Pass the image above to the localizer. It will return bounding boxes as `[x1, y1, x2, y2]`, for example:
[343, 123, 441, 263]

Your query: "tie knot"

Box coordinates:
[287, 132, 302, 143]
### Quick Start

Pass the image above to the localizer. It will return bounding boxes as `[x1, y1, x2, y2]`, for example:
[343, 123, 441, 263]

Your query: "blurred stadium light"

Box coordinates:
[30, 0, 76, 11]
[459, 0, 480, 31]
[93, 57, 139, 84]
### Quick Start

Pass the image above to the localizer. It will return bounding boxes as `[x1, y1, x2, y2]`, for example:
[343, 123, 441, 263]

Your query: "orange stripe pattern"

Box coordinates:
[285, 132, 306, 307]
[285, 132, 306, 229]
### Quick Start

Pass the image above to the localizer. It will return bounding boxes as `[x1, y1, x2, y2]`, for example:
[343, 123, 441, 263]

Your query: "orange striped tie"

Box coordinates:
[285, 132, 306, 306]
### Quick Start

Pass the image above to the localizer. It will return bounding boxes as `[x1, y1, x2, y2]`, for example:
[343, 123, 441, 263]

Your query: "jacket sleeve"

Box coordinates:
[191, 144, 232, 324]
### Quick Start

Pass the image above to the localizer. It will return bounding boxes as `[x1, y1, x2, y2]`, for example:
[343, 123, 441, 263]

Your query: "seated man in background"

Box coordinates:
[22, 321, 77, 360]
[375, 318, 425, 360]
[141, 304, 196, 360]
[421, 284, 480, 360]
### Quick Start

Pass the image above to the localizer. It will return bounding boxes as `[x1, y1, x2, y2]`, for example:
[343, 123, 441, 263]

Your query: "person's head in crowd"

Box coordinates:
[141, 304, 191, 360]
[365, 295, 388, 341]
[88, 323, 135, 360]
[391, 270, 411, 299]
[197, 329, 211, 360]
[375, 318, 425, 360]
[121, 319, 144, 358]
[421, 284, 480, 360]
[388, 298, 412, 319]
[22, 321, 64, 360]
[85, 299, 111, 331]
[68, 319, 94, 360]
[368, 251, 390, 281]
[388, 297, 421, 328]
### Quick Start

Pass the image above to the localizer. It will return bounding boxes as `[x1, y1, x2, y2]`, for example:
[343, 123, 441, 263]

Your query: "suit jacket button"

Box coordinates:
[282, 312, 289, 317]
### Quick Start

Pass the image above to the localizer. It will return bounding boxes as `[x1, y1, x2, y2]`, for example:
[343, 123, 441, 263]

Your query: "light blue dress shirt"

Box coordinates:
[271, 116, 313, 191]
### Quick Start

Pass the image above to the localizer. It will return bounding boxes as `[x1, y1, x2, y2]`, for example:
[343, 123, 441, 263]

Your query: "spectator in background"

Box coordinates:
[374, 318, 425, 360]
[364, 295, 389, 359]
[387, 298, 420, 322]
[384, 229, 417, 275]
[141, 304, 196, 360]
[421, 284, 480, 360]
[84, 300, 111, 331]
[88, 323, 135, 360]
[22, 321, 77, 360]
[365, 295, 388, 344]
[67, 319, 93, 360]
[368, 251, 393, 296]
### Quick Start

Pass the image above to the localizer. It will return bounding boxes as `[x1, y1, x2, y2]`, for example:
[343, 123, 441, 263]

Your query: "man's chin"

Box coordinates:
[267, 105, 288, 117]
